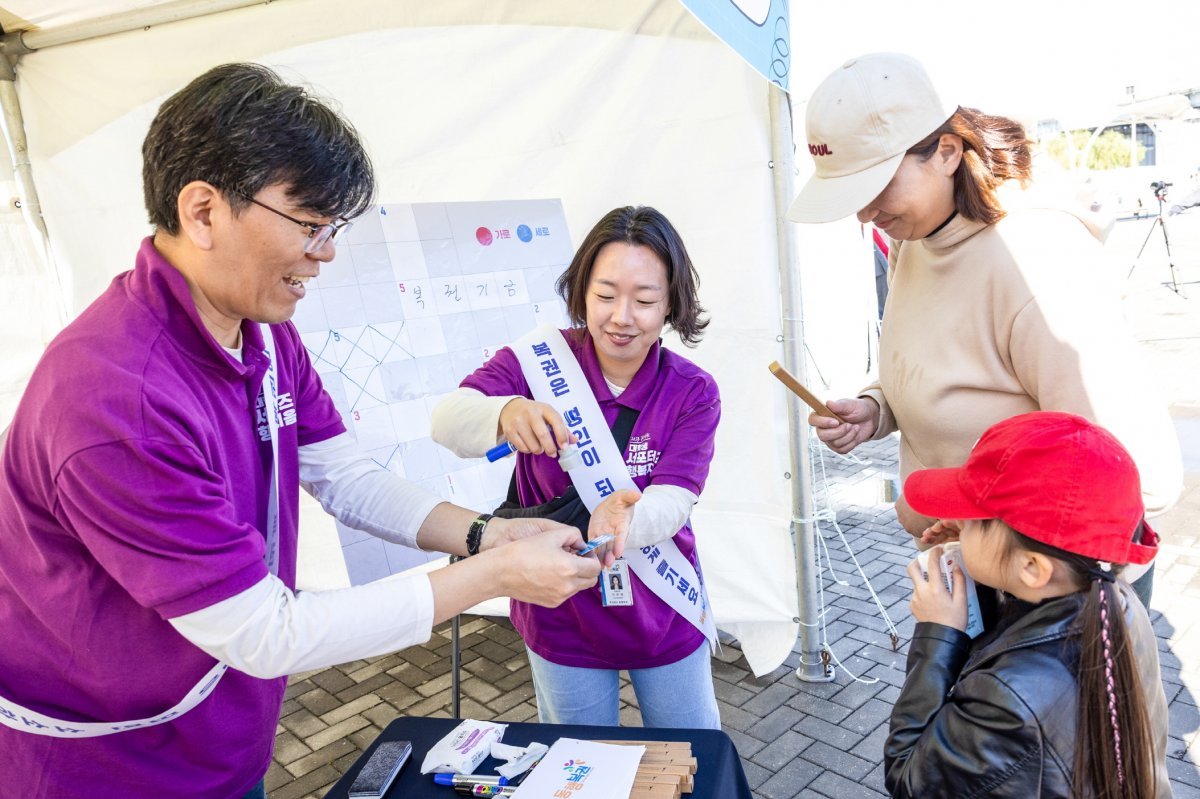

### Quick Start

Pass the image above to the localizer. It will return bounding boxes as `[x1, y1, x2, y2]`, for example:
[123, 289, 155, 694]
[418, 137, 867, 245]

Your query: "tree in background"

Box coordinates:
[1042, 129, 1147, 171]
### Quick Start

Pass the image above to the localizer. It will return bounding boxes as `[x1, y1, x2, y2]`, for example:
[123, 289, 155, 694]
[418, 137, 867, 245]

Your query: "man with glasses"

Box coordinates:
[0, 64, 607, 799]
[234, 189, 354, 253]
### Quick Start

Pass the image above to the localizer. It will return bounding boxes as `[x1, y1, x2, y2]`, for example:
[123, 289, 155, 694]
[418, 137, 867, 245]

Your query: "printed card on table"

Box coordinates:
[510, 738, 644, 799]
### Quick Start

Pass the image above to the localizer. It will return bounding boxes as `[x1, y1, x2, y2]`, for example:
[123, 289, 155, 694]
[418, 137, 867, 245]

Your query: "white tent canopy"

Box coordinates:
[0, 0, 878, 676]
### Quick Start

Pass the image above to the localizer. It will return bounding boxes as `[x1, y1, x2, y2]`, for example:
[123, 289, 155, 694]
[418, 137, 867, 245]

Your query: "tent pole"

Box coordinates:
[768, 83, 832, 683]
[0, 55, 67, 325]
[0, 1, 275, 325]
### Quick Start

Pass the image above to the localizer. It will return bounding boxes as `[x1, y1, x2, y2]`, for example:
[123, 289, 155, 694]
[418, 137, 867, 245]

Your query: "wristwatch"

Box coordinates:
[466, 513, 494, 556]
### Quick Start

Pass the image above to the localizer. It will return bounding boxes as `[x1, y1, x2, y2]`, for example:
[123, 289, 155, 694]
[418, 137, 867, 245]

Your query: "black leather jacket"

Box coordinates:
[884, 585, 1172, 798]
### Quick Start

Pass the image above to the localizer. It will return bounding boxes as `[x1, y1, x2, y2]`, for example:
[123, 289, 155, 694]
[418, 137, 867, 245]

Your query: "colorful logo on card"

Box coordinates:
[475, 227, 493, 246]
[558, 758, 593, 791]
[517, 224, 533, 242]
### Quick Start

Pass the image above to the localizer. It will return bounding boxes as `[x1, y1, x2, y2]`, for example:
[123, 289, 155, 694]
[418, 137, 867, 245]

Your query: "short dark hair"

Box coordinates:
[142, 63, 375, 234]
[555, 206, 709, 346]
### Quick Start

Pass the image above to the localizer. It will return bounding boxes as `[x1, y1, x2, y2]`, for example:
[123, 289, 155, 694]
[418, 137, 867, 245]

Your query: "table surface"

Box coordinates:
[323, 716, 753, 799]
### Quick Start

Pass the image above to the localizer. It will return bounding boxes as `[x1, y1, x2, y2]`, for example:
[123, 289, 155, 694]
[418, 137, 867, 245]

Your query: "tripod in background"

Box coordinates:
[1128, 180, 1184, 295]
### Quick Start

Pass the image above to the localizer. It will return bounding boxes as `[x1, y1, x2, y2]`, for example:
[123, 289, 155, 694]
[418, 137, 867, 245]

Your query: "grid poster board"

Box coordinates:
[292, 199, 572, 583]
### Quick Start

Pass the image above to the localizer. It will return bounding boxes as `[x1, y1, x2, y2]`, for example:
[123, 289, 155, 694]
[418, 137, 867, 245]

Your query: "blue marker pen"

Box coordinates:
[485, 441, 518, 462]
[433, 773, 509, 788]
[486, 439, 582, 472]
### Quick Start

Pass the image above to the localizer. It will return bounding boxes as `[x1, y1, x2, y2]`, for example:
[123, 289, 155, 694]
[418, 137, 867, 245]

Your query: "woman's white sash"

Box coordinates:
[0, 325, 283, 737]
[511, 325, 716, 646]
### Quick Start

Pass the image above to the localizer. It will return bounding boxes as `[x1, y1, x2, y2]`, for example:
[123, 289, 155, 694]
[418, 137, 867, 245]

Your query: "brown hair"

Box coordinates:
[555, 206, 709, 346]
[906, 107, 1033, 226]
[994, 521, 1157, 799]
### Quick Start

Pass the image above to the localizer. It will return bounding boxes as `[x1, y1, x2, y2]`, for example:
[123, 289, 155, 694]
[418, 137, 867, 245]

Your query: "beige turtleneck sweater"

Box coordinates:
[862, 208, 1181, 522]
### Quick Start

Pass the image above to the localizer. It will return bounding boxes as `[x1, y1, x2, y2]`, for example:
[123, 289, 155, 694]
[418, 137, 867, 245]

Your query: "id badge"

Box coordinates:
[600, 559, 633, 607]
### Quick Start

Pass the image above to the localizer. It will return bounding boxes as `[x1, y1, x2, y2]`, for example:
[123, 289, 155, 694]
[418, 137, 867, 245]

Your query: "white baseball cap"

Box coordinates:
[788, 53, 959, 224]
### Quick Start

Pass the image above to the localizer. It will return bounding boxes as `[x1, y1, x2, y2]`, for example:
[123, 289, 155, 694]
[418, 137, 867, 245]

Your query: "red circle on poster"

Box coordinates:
[476, 227, 493, 246]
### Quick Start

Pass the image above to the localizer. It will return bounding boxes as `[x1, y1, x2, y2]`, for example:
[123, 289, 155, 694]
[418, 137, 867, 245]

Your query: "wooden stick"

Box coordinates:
[636, 765, 694, 789]
[635, 773, 689, 795]
[633, 773, 685, 785]
[637, 755, 697, 771]
[631, 780, 682, 799]
[768, 361, 846, 423]
[592, 740, 691, 750]
[630, 785, 680, 799]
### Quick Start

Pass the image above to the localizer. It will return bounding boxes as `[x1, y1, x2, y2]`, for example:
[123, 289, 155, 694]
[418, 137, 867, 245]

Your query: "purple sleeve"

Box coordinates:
[54, 438, 269, 618]
[459, 345, 532, 399]
[648, 378, 721, 496]
[277, 323, 346, 446]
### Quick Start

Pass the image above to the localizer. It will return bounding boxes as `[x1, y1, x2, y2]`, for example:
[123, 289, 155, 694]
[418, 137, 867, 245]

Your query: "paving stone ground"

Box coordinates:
[271, 212, 1200, 798]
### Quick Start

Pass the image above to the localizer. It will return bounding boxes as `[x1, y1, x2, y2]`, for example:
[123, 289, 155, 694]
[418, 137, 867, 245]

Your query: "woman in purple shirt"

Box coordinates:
[432, 206, 722, 728]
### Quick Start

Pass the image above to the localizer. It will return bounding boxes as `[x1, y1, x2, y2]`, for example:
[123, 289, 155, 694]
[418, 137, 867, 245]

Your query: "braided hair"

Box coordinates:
[996, 523, 1156, 799]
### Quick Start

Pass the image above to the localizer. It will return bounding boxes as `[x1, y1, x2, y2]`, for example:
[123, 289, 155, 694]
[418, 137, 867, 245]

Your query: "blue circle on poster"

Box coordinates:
[516, 224, 533, 243]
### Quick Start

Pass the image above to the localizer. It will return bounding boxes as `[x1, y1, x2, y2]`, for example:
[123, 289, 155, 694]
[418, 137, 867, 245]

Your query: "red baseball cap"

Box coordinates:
[904, 412, 1156, 565]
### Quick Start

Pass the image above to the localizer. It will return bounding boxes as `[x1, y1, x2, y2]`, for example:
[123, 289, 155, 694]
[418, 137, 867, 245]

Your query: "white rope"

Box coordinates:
[823, 643, 877, 684]
[812, 436, 903, 643]
[804, 433, 905, 685]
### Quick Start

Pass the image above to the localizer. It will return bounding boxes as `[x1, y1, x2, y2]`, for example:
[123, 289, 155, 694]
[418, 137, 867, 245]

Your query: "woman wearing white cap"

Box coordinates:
[788, 53, 1181, 608]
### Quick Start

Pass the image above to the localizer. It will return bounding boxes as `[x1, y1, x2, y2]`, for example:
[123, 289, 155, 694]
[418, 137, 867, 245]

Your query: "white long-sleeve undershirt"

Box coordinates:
[169, 433, 442, 679]
[169, 569, 433, 679]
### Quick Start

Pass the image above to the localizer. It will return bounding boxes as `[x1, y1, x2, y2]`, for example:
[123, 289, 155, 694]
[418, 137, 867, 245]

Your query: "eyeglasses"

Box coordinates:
[235, 190, 353, 254]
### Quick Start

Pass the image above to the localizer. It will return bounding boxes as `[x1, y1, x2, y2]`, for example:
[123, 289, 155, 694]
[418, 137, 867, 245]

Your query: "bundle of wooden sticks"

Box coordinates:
[592, 740, 696, 799]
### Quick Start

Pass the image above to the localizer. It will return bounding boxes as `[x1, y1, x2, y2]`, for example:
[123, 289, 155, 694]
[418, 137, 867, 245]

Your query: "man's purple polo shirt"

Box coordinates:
[461, 328, 721, 670]
[0, 238, 344, 797]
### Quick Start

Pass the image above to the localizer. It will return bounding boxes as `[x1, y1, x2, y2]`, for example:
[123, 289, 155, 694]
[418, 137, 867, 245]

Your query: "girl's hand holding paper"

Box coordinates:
[907, 544, 968, 631]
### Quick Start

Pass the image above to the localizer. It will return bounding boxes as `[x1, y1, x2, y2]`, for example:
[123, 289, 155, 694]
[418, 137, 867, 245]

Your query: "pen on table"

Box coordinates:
[433, 773, 509, 788]
[451, 784, 516, 797]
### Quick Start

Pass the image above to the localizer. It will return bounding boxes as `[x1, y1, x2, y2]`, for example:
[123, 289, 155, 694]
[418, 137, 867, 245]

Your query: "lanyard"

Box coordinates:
[260, 323, 282, 575]
[0, 325, 283, 738]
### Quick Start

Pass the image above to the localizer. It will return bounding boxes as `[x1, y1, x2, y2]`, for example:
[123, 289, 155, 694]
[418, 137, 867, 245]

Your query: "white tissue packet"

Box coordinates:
[917, 542, 984, 638]
[490, 740, 549, 779]
[419, 719, 506, 774]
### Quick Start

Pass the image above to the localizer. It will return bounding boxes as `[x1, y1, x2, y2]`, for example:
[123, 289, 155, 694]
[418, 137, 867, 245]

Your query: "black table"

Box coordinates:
[323, 716, 753, 799]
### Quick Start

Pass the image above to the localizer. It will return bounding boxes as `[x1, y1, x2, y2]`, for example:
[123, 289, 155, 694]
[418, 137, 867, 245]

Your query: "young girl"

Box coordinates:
[430, 205, 721, 729]
[886, 411, 1172, 798]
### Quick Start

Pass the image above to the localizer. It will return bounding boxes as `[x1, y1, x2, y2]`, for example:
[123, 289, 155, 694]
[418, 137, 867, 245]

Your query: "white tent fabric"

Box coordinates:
[0, 0, 877, 675]
[0, 129, 60, 425]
